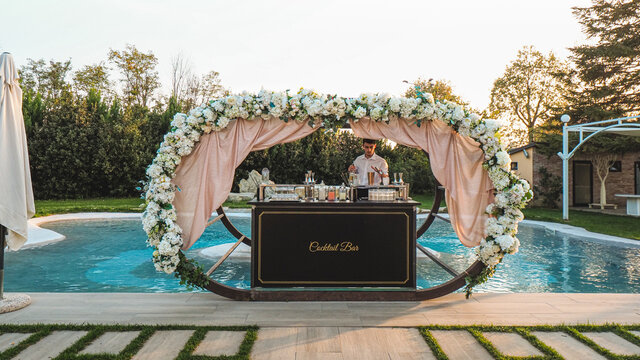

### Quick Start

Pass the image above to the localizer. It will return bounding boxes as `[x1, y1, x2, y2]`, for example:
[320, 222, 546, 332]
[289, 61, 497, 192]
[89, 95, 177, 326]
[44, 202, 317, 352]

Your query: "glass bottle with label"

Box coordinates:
[339, 183, 347, 201]
[327, 186, 336, 201]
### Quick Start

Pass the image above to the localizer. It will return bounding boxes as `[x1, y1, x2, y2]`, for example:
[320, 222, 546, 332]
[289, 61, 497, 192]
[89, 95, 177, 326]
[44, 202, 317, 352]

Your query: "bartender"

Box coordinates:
[348, 138, 389, 185]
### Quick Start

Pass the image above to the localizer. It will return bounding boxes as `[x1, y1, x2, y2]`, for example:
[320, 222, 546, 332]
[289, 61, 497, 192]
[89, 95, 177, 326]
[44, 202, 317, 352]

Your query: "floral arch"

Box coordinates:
[142, 89, 533, 295]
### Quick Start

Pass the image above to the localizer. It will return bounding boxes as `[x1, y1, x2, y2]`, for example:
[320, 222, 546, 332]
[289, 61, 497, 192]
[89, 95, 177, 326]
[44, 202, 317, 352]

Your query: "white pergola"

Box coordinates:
[557, 115, 640, 220]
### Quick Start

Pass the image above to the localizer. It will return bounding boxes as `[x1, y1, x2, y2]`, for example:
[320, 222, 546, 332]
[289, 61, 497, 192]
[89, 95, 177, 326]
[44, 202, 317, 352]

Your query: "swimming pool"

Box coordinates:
[4, 215, 640, 293]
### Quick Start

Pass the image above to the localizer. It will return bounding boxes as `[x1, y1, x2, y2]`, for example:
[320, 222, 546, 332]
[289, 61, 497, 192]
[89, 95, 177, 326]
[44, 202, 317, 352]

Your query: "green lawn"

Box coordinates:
[34, 197, 145, 217]
[34, 197, 252, 217]
[411, 192, 435, 210]
[523, 207, 640, 240]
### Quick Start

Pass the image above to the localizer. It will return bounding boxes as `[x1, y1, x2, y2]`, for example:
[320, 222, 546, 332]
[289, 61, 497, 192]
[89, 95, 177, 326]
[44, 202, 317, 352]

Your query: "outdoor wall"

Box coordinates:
[509, 149, 533, 186]
[533, 149, 640, 207]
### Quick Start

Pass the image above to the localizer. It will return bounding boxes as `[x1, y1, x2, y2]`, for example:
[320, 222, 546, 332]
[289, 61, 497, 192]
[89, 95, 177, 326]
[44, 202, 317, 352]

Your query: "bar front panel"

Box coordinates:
[251, 204, 416, 288]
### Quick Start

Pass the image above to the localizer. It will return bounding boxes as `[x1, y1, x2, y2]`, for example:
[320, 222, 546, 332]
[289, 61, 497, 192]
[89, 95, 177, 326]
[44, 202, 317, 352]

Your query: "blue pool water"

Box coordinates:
[4, 216, 640, 293]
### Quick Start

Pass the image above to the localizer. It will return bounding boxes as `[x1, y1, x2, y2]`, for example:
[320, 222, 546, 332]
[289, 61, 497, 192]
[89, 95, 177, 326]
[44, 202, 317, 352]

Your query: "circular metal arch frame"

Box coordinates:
[199, 177, 485, 301]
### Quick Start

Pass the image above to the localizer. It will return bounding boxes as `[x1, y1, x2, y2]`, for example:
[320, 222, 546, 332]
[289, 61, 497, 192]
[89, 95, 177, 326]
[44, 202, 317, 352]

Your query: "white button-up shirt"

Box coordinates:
[353, 153, 388, 185]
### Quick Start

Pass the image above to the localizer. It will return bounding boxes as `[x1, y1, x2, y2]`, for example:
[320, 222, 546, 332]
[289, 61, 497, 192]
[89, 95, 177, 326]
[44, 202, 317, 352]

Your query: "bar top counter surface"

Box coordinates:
[248, 199, 421, 207]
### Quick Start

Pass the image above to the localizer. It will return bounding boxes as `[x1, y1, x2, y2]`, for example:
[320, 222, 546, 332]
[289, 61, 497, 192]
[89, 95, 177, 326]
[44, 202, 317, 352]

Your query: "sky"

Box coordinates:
[2, 0, 591, 110]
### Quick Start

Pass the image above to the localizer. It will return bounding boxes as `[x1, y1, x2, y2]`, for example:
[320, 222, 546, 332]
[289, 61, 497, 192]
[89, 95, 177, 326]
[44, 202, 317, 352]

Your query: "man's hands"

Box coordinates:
[348, 164, 356, 173]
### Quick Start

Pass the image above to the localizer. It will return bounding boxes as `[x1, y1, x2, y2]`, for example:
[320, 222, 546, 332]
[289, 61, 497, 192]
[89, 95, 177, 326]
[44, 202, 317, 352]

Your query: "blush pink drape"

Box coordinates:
[351, 118, 493, 247]
[173, 118, 318, 249]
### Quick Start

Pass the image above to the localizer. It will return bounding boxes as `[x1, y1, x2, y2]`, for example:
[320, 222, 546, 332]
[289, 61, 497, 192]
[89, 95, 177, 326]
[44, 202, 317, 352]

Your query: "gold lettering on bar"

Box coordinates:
[309, 241, 359, 252]
[205, 214, 225, 228]
[206, 235, 246, 276]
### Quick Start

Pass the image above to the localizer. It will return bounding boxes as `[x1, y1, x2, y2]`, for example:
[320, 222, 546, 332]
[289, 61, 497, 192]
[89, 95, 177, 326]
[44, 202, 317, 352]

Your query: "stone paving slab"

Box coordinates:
[0, 333, 32, 353]
[531, 331, 607, 360]
[582, 331, 640, 355]
[131, 330, 193, 360]
[80, 331, 141, 355]
[193, 330, 246, 356]
[429, 330, 493, 360]
[295, 327, 341, 353]
[251, 327, 435, 360]
[482, 331, 544, 357]
[338, 327, 435, 360]
[251, 328, 297, 360]
[13, 330, 88, 360]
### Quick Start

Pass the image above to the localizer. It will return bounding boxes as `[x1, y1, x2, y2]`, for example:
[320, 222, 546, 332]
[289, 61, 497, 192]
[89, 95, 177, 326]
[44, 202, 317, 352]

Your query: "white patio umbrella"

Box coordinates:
[0, 52, 34, 310]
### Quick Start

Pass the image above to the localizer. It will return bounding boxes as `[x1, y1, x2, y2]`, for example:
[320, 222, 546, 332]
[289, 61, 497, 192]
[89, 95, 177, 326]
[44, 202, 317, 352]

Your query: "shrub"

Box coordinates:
[534, 166, 562, 208]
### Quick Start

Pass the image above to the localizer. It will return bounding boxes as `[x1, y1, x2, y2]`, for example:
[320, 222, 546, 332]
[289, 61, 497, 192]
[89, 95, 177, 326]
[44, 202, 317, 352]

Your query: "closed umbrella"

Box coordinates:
[0, 52, 34, 311]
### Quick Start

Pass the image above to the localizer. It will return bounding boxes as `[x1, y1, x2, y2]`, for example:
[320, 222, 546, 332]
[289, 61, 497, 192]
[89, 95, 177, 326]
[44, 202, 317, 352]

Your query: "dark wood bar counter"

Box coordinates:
[248, 200, 419, 288]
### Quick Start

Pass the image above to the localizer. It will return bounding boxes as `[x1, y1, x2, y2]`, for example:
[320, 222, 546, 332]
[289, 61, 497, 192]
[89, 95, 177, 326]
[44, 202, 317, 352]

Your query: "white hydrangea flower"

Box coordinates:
[485, 217, 505, 237]
[389, 98, 401, 112]
[494, 234, 516, 251]
[495, 151, 511, 168]
[423, 93, 435, 105]
[203, 108, 215, 121]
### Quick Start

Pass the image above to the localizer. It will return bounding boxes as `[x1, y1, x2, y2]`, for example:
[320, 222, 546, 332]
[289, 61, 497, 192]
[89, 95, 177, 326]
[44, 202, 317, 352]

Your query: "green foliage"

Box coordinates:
[26, 88, 158, 199]
[464, 266, 495, 298]
[490, 45, 569, 144]
[73, 63, 111, 97]
[564, 0, 640, 123]
[534, 167, 563, 208]
[405, 78, 467, 105]
[174, 251, 211, 290]
[108, 44, 161, 108]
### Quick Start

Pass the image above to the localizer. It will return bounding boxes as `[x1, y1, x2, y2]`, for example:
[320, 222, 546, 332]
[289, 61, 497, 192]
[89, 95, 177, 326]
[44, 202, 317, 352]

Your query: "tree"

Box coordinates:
[108, 44, 160, 108]
[73, 63, 111, 98]
[489, 46, 568, 143]
[19, 58, 72, 100]
[404, 78, 466, 104]
[537, 0, 640, 157]
[592, 153, 618, 208]
[170, 52, 192, 101]
[564, 0, 640, 123]
[181, 70, 225, 109]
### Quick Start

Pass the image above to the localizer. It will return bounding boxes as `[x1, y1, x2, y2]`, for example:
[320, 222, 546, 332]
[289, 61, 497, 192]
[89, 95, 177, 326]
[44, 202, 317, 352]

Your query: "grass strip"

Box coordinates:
[236, 328, 258, 359]
[514, 327, 563, 359]
[467, 328, 507, 360]
[617, 328, 640, 347]
[54, 326, 107, 359]
[116, 327, 156, 360]
[0, 328, 51, 359]
[0, 324, 258, 360]
[177, 328, 208, 359]
[418, 328, 449, 360]
[565, 326, 623, 360]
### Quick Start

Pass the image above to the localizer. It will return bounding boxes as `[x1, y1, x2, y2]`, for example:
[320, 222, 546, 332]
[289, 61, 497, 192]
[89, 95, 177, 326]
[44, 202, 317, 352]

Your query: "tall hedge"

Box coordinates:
[26, 90, 171, 199]
[25, 91, 435, 199]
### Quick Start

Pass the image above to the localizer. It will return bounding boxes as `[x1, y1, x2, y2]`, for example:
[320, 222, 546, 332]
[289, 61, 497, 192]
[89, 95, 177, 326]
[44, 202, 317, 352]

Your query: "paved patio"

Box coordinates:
[2, 292, 640, 326]
[1, 292, 639, 359]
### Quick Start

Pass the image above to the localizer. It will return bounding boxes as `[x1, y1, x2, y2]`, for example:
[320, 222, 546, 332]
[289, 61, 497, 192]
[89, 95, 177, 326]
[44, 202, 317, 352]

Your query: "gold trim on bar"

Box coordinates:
[257, 210, 411, 285]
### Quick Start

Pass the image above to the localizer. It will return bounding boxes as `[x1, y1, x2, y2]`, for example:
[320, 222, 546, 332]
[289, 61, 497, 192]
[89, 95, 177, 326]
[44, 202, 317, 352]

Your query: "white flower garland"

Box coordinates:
[142, 88, 533, 275]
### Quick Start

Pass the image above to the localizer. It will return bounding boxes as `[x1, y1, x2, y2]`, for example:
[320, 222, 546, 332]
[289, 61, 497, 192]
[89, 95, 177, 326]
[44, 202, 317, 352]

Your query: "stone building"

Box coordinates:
[508, 143, 640, 207]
